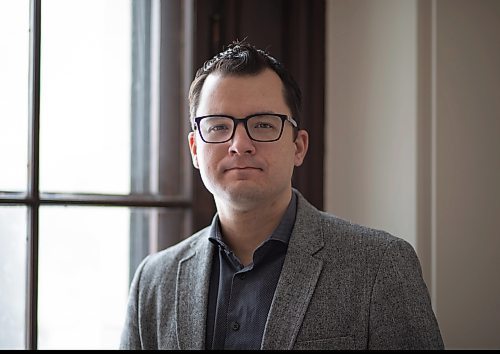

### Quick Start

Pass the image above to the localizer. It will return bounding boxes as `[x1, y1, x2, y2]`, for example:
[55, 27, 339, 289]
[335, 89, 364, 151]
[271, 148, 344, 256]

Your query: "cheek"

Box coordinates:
[268, 146, 296, 176]
[196, 146, 221, 173]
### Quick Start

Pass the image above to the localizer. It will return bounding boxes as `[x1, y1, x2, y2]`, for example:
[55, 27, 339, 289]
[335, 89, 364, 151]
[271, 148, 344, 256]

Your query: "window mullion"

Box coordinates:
[26, 0, 41, 350]
[130, 0, 153, 281]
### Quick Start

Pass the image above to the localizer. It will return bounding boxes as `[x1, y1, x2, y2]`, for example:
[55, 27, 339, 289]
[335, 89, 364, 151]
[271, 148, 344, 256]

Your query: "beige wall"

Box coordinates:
[325, 0, 500, 349]
[325, 0, 418, 247]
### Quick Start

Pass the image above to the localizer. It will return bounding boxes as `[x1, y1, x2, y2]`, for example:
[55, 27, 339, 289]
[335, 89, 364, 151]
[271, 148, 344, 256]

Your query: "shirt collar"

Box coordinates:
[208, 191, 298, 251]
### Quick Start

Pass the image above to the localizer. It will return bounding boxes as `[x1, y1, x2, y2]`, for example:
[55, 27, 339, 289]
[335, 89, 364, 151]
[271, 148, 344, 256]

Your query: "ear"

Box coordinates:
[188, 131, 199, 169]
[293, 130, 309, 167]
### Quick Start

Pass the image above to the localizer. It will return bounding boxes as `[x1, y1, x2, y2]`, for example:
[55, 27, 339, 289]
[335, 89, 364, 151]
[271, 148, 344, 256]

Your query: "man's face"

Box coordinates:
[188, 69, 308, 208]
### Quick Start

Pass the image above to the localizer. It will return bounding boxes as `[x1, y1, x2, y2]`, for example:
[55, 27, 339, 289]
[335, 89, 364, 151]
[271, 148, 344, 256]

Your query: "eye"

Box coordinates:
[254, 121, 275, 129]
[202, 117, 233, 134]
[207, 124, 230, 133]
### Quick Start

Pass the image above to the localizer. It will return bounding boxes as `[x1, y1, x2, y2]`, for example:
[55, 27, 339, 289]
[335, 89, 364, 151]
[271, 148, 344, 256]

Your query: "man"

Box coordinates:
[119, 42, 444, 350]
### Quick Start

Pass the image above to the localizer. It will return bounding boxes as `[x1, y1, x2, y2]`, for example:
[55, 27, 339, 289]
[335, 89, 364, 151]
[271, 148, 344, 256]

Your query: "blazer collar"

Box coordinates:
[261, 190, 325, 350]
[175, 218, 216, 350]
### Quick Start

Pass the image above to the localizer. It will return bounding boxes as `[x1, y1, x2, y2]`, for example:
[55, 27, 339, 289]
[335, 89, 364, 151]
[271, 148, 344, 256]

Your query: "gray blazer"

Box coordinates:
[120, 191, 444, 350]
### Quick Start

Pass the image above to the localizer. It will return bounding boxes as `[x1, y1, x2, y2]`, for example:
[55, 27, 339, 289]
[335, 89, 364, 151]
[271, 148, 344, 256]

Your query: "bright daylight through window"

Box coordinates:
[0, 0, 193, 349]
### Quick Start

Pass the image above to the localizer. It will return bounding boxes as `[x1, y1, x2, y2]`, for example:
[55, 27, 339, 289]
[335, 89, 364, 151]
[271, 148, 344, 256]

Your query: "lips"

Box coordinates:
[224, 166, 262, 172]
[221, 160, 263, 173]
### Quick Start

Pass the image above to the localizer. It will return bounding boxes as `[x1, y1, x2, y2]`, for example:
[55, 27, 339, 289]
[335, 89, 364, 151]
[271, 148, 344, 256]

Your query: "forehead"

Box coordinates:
[196, 69, 290, 116]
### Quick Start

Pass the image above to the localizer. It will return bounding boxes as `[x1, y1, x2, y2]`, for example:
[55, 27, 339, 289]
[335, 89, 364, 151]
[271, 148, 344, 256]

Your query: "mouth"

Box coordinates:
[222, 158, 264, 173]
[225, 166, 262, 172]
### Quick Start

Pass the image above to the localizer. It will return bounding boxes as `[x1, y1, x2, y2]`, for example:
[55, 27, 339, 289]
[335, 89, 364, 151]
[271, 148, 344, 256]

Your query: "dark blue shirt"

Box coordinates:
[205, 192, 298, 350]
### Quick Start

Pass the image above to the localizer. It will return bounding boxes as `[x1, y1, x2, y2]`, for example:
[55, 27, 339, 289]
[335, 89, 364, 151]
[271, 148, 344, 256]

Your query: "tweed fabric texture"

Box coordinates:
[119, 189, 444, 350]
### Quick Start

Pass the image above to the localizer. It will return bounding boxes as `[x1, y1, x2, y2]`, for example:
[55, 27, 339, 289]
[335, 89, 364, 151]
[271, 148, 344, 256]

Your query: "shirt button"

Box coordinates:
[231, 321, 240, 331]
[238, 273, 246, 280]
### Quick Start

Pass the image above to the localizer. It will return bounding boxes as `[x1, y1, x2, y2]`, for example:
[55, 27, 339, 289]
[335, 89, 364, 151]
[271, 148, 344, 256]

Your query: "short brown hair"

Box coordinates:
[188, 41, 302, 129]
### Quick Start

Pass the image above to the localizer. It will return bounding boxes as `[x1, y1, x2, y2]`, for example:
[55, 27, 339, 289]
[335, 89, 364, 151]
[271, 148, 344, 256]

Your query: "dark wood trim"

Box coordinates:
[283, 0, 325, 210]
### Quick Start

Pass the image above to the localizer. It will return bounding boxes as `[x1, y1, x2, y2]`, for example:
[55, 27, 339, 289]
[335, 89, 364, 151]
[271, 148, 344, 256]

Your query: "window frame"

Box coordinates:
[0, 0, 194, 349]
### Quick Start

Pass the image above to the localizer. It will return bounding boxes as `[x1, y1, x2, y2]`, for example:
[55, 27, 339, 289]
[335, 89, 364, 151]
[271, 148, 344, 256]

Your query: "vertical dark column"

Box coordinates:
[130, 0, 152, 282]
[283, 0, 325, 210]
[191, 0, 218, 232]
[26, 0, 41, 349]
[416, 0, 432, 287]
[157, 0, 192, 248]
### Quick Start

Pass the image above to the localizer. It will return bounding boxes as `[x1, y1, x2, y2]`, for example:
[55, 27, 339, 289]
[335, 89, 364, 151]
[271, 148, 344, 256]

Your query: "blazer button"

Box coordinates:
[231, 321, 240, 331]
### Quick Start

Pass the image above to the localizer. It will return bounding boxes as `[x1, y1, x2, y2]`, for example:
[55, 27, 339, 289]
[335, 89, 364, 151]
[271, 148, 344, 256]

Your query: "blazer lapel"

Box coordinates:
[175, 232, 214, 350]
[261, 193, 325, 350]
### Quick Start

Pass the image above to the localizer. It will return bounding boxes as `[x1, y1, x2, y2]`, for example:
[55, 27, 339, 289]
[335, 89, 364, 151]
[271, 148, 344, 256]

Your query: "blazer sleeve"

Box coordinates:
[119, 255, 150, 350]
[368, 238, 445, 349]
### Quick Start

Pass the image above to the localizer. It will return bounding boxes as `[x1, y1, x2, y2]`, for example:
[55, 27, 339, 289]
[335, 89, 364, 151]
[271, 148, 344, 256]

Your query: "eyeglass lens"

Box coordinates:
[199, 114, 284, 142]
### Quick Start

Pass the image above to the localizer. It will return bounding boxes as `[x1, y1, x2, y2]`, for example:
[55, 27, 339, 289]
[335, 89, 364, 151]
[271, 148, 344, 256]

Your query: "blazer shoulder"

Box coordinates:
[295, 191, 416, 263]
[321, 210, 402, 245]
[134, 226, 211, 284]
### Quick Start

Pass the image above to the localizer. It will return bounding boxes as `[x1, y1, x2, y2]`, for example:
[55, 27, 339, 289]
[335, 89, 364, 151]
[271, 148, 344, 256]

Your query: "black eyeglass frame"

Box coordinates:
[193, 113, 298, 143]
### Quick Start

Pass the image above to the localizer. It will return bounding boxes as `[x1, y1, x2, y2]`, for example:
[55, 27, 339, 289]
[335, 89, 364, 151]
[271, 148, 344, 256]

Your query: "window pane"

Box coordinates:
[38, 206, 132, 349]
[37, 205, 190, 349]
[0, 206, 27, 349]
[0, 1, 29, 192]
[40, 0, 131, 194]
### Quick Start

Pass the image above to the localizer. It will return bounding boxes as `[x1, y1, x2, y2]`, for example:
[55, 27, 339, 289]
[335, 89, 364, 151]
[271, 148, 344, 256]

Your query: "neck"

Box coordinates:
[215, 189, 292, 266]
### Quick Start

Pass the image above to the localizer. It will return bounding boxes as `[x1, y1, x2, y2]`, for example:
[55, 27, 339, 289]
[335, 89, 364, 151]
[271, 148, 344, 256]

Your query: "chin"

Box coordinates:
[220, 183, 266, 202]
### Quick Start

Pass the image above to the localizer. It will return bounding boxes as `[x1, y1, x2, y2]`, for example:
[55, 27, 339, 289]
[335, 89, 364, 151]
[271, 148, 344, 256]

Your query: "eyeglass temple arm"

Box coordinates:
[287, 116, 298, 128]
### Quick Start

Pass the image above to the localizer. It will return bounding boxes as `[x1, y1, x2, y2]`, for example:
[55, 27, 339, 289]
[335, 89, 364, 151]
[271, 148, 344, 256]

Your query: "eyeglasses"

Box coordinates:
[193, 113, 298, 144]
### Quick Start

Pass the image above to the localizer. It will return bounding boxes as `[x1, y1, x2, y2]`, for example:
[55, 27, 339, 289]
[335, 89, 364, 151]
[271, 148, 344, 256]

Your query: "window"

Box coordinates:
[0, 0, 194, 349]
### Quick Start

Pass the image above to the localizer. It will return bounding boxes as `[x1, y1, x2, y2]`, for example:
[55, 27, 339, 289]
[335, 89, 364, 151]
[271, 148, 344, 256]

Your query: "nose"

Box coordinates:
[228, 122, 256, 155]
